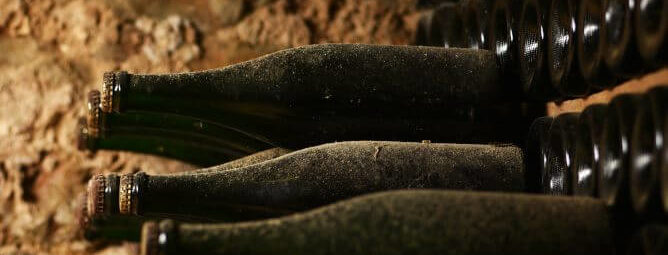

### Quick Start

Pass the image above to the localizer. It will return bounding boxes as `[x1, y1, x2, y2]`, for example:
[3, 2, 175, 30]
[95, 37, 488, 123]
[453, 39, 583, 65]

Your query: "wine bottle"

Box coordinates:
[577, 0, 616, 89]
[602, 0, 644, 78]
[460, 0, 492, 49]
[599, 94, 641, 208]
[488, 0, 524, 98]
[547, 0, 589, 97]
[430, 3, 467, 48]
[99, 45, 531, 146]
[630, 86, 668, 215]
[526, 116, 554, 193]
[544, 113, 579, 195]
[77, 192, 147, 241]
[139, 190, 613, 255]
[634, 0, 667, 69]
[518, 0, 560, 100]
[573, 104, 608, 196]
[116, 141, 525, 221]
[627, 224, 668, 255]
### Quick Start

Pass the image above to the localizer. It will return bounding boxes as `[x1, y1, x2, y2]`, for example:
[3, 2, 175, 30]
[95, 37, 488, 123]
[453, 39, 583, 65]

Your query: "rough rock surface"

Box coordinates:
[0, 0, 420, 254]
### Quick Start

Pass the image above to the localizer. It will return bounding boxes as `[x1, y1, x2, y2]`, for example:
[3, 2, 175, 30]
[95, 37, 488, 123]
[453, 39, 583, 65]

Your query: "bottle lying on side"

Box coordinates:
[99, 44, 532, 147]
[96, 141, 525, 221]
[140, 190, 613, 255]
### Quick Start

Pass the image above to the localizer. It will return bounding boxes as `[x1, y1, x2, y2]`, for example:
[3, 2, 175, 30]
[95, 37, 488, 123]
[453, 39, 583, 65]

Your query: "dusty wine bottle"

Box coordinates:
[547, 0, 589, 97]
[116, 141, 525, 221]
[77, 192, 147, 241]
[630, 86, 668, 216]
[526, 116, 554, 193]
[100, 45, 532, 146]
[634, 0, 667, 68]
[429, 3, 467, 48]
[603, 0, 645, 78]
[599, 94, 641, 208]
[518, 0, 560, 100]
[140, 190, 613, 255]
[573, 104, 608, 197]
[577, 0, 616, 89]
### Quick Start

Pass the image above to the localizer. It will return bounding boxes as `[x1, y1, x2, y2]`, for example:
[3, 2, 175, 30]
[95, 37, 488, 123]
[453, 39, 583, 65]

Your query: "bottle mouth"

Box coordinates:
[462, 2, 484, 49]
[629, 88, 666, 214]
[490, 1, 513, 69]
[547, 0, 576, 92]
[635, 0, 667, 61]
[544, 113, 579, 195]
[577, 0, 605, 84]
[573, 105, 607, 197]
[518, 0, 546, 96]
[603, 0, 631, 70]
[526, 116, 554, 193]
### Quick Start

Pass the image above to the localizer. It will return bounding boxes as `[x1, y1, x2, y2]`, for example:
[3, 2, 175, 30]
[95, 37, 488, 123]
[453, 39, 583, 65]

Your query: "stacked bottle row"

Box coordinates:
[416, 0, 668, 101]
[78, 141, 621, 255]
[78, 44, 538, 166]
[528, 86, 668, 218]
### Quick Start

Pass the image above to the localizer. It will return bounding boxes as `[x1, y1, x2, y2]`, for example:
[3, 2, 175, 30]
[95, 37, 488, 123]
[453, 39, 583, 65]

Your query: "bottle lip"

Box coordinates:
[87, 174, 106, 218]
[87, 90, 101, 138]
[101, 71, 128, 113]
[120, 172, 146, 215]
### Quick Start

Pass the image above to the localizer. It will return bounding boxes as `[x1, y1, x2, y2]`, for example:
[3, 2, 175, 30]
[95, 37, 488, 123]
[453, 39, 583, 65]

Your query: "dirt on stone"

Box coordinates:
[0, 0, 421, 254]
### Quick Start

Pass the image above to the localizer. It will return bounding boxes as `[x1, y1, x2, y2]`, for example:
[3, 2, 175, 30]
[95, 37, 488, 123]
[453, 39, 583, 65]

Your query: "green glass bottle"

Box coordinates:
[140, 190, 613, 255]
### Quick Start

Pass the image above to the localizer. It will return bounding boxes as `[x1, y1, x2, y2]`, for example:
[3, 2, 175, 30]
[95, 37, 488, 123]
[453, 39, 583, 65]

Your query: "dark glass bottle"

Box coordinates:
[544, 113, 579, 195]
[573, 104, 608, 197]
[547, 0, 589, 97]
[526, 116, 554, 193]
[627, 225, 668, 255]
[139, 190, 613, 255]
[603, 0, 644, 78]
[599, 94, 641, 208]
[429, 3, 467, 48]
[117, 141, 525, 221]
[518, 0, 560, 101]
[488, 0, 524, 98]
[460, 0, 492, 49]
[77, 192, 147, 241]
[577, 0, 616, 89]
[630, 86, 668, 216]
[634, 0, 668, 69]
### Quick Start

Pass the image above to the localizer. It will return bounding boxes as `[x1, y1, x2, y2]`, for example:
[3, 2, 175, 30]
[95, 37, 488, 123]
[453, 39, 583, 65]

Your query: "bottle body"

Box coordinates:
[140, 190, 612, 255]
[577, 0, 616, 89]
[526, 116, 554, 193]
[634, 0, 668, 68]
[603, 0, 645, 78]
